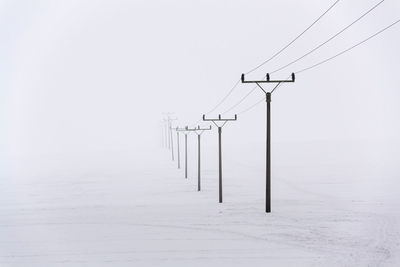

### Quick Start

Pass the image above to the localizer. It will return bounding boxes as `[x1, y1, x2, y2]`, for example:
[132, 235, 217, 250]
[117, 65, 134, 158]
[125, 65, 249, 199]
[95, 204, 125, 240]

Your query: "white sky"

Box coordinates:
[1, 0, 400, 159]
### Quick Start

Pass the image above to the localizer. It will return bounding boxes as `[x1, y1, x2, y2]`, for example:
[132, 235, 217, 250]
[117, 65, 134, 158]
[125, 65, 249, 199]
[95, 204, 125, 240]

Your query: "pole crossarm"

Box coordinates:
[184, 126, 199, 132]
[241, 73, 295, 95]
[203, 114, 237, 128]
[176, 126, 189, 133]
[203, 114, 237, 122]
[194, 125, 212, 135]
[185, 125, 212, 134]
[241, 73, 295, 84]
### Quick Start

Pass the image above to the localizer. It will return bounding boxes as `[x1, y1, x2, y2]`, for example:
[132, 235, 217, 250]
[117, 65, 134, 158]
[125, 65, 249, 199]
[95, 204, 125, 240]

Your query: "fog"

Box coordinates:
[1, 1, 400, 266]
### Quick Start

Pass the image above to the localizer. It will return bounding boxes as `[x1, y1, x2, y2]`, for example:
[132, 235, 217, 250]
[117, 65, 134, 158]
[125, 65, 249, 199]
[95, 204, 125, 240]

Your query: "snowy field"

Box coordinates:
[2, 1, 400, 266]
[1, 141, 399, 267]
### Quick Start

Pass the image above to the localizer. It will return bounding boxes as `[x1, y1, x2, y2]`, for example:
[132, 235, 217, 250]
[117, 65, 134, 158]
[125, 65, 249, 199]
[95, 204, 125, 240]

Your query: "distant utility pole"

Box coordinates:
[203, 114, 237, 203]
[241, 73, 295, 213]
[164, 114, 177, 161]
[161, 123, 165, 148]
[185, 125, 212, 191]
[176, 126, 190, 178]
[175, 127, 181, 169]
[169, 123, 175, 161]
[162, 119, 168, 149]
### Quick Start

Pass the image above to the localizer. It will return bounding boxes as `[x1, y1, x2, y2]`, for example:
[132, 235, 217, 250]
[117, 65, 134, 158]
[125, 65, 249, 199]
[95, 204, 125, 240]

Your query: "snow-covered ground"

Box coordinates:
[1, 141, 399, 267]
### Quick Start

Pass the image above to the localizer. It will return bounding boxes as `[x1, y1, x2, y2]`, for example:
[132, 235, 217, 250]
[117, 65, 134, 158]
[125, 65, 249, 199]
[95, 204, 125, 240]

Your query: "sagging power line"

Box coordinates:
[194, 1, 341, 122]
[228, 17, 400, 117]
[295, 18, 400, 74]
[221, 85, 258, 115]
[245, 0, 341, 75]
[220, 1, 386, 117]
[270, 0, 386, 75]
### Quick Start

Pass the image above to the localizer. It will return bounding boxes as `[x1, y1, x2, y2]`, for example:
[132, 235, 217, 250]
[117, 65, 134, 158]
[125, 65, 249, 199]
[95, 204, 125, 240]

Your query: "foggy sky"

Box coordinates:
[1, 0, 399, 160]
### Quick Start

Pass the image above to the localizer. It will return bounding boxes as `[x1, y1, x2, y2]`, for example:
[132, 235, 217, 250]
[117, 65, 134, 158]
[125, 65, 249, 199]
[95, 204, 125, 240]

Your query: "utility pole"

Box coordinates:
[185, 125, 212, 191]
[203, 114, 237, 203]
[162, 119, 168, 149]
[175, 127, 181, 169]
[161, 123, 165, 148]
[164, 114, 177, 161]
[241, 73, 295, 213]
[176, 126, 189, 178]
[169, 123, 175, 161]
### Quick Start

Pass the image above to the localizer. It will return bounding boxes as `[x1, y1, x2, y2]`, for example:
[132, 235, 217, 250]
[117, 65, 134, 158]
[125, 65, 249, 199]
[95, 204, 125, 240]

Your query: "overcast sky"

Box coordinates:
[1, 0, 399, 161]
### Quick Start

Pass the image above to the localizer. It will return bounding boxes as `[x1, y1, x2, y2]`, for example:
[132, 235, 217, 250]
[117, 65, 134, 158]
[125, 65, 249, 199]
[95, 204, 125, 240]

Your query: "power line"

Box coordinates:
[237, 97, 265, 115]
[210, 74, 265, 117]
[196, 0, 340, 120]
[296, 18, 400, 74]
[221, 85, 257, 114]
[189, 79, 240, 127]
[236, 17, 400, 115]
[271, 0, 385, 74]
[245, 0, 341, 75]
[191, 0, 394, 124]
[204, 78, 241, 115]
[221, 13, 398, 115]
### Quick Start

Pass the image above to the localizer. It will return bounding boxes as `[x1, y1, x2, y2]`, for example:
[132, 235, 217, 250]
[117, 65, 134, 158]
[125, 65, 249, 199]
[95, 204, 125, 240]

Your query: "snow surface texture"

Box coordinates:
[2, 1, 400, 266]
[1, 141, 399, 267]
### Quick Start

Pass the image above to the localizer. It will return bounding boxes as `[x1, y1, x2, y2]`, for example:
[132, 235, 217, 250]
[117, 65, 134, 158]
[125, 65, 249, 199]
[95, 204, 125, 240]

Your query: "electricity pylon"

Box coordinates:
[241, 73, 295, 213]
[203, 114, 237, 203]
[185, 125, 212, 191]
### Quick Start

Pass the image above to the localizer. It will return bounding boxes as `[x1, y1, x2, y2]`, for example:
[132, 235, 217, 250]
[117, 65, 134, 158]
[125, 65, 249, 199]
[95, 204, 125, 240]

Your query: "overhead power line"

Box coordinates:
[245, 0, 341, 75]
[196, 0, 340, 120]
[296, 18, 400, 74]
[271, 0, 385, 74]
[237, 97, 265, 115]
[222, 85, 257, 114]
[236, 18, 400, 116]
[204, 79, 241, 115]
